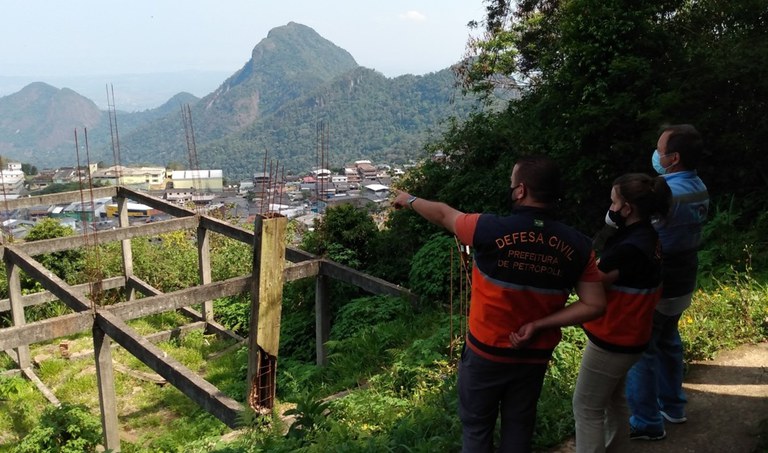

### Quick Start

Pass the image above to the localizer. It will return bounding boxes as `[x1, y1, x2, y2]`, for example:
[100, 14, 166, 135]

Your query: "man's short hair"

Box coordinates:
[516, 155, 561, 204]
[662, 124, 703, 170]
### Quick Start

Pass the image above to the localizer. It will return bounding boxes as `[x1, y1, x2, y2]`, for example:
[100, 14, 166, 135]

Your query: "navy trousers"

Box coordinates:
[458, 346, 548, 453]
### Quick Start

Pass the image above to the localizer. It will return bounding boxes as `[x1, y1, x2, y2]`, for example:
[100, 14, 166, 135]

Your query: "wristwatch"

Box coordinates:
[407, 195, 418, 209]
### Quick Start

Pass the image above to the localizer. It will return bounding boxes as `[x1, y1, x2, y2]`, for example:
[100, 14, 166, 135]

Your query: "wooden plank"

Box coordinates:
[0, 186, 116, 210]
[21, 367, 60, 406]
[198, 216, 254, 245]
[65, 322, 207, 361]
[93, 325, 120, 451]
[127, 276, 244, 343]
[319, 260, 416, 302]
[118, 196, 135, 303]
[3, 246, 91, 312]
[111, 276, 250, 321]
[6, 260, 30, 368]
[197, 227, 213, 321]
[247, 215, 286, 411]
[0, 276, 125, 313]
[14, 217, 200, 257]
[255, 216, 286, 356]
[283, 260, 321, 282]
[144, 322, 207, 344]
[117, 187, 196, 218]
[95, 310, 243, 428]
[315, 274, 330, 366]
[286, 246, 315, 263]
[114, 362, 167, 385]
[0, 312, 93, 350]
[0, 278, 250, 350]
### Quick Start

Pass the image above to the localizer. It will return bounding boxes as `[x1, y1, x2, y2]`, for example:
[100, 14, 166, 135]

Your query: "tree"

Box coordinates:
[443, 0, 768, 234]
[24, 218, 85, 288]
[301, 203, 379, 270]
[20, 163, 37, 175]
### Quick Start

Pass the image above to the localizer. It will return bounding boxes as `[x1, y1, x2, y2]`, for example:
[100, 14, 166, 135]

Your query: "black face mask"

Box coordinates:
[605, 209, 626, 228]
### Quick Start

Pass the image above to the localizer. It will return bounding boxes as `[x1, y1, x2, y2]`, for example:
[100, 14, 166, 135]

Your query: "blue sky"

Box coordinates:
[3, 1, 485, 79]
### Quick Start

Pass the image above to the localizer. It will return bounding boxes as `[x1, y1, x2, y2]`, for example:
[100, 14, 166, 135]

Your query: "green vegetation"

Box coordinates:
[2, 1, 768, 451]
[1, 196, 765, 452]
[11, 403, 102, 453]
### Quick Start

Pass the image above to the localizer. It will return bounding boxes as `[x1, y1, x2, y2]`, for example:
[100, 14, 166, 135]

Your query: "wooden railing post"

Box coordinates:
[5, 259, 30, 369]
[93, 325, 120, 452]
[197, 226, 213, 322]
[315, 274, 330, 366]
[117, 194, 135, 301]
[246, 214, 287, 412]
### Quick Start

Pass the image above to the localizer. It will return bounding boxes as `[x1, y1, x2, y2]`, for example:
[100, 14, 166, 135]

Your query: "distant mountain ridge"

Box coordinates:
[0, 22, 480, 179]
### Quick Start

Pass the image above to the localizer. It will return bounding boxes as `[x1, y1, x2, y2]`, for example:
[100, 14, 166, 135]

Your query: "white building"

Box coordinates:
[0, 170, 25, 197]
[170, 170, 224, 192]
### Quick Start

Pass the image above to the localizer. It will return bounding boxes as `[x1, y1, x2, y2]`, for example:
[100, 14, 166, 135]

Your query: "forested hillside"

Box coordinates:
[0, 22, 481, 176]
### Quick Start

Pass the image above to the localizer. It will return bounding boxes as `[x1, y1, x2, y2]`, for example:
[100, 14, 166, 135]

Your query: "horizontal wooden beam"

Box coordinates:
[109, 276, 251, 320]
[0, 276, 251, 350]
[286, 246, 315, 263]
[0, 312, 94, 350]
[283, 259, 321, 282]
[0, 276, 125, 313]
[128, 276, 245, 343]
[14, 217, 200, 256]
[117, 187, 196, 219]
[198, 216, 254, 245]
[95, 310, 243, 428]
[319, 260, 416, 302]
[0, 186, 117, 210]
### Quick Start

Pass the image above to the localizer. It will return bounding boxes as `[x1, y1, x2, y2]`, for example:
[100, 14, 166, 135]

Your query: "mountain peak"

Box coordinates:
[250, 22, 358, 74]
[193, 22, 360, 135]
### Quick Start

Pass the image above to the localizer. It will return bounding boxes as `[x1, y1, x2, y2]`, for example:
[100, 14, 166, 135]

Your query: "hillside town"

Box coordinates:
[0, 158, 417, 241]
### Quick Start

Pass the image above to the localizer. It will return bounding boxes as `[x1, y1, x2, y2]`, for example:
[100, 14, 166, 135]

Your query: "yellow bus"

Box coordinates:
[104, 202, 159, 218]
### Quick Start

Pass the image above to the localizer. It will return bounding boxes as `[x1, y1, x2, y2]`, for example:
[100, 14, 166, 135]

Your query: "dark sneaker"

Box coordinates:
[630, 426, 666, 441]
[660, 410, 687, 424]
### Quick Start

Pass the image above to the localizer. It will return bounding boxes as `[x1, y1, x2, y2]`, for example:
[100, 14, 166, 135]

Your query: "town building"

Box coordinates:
[170, 170, 224, 192]
[92, 165, 167, 190]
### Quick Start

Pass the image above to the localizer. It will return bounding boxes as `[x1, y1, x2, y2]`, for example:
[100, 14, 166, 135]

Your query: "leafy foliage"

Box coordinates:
[444, 0, 768, 235]
[301, 203, 379, 270]
[408, 234, 466, 307]
[283, 394, 333, 442]
[329, 296, 413, 341]
[24, 218, 85, 287]
[12, 403, 102, 453]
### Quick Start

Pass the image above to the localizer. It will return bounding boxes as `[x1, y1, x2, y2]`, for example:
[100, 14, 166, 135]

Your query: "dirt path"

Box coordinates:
[548, 342, 768, 453]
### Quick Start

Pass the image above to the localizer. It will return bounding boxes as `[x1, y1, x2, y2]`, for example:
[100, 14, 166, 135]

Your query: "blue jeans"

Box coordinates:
[625, 310, 688, 431]
[458, 346, 548, 453]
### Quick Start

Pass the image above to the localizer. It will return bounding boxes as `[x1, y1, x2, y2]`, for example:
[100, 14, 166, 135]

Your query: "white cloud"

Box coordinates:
[399, 10, 426, 22]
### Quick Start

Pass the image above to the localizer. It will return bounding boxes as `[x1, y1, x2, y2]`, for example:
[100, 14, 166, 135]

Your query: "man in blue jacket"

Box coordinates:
[626, 124, 710, 440]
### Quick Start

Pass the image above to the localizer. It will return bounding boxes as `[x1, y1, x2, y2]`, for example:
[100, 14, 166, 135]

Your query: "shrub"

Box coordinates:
[330, 296, 412, 340]
[409, 233, 467, 307]
[12, 403, 102, 453]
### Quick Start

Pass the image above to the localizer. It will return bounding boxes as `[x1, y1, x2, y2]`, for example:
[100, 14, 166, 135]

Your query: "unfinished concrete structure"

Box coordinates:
[0, 186, 413, 452]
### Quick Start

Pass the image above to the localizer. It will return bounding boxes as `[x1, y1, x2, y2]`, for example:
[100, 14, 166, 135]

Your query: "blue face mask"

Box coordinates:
[652, 149, 668, 175]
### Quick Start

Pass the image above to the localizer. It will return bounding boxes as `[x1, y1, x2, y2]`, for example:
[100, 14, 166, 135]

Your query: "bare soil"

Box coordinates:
[548, 342, 768, 453]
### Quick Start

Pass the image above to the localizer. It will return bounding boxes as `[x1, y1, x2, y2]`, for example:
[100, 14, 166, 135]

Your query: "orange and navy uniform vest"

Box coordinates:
[454, 206, 600, 364]
[583, 221, 663, 353]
